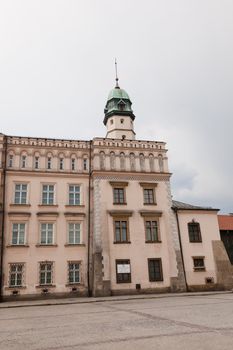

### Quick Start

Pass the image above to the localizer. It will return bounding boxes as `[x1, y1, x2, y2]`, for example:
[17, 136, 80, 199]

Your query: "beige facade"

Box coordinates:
[0, 83, 232, 301]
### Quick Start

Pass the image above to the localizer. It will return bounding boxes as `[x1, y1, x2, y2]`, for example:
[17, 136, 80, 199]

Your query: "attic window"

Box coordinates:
[110, 119, 113, 125]
[120, 119, 124, 124]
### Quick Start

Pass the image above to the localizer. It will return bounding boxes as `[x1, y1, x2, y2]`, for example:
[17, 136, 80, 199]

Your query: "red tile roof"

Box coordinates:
[218, 215, 233, 230]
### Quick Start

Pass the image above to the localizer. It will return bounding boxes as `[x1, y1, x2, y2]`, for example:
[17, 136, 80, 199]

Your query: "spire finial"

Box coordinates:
[115, 58, 120, 88]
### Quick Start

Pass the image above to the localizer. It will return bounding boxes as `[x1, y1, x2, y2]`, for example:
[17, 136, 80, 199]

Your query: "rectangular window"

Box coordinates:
[116, 259, 131, 283]
[69, 185, 80, 205]
[193, 257, 205, 271]
[83, 159, 87, 171]
[71, 158, 75, 171]
[21, 155, 26, 168]
[188, 222, 202, 242]
[42, 184, 54, 205]
[34, 157, 39, 169]
[9, 155, 13, 168]
[59, 158, 64, 170]
[145, 220, 159, 242]
[9, 263, 24, 287]
[12, 223, 25, 245]
[114, 220, 128, 243]
[68, 223, 81, 244]
[113, 188, 125, 204]
[148, 258, 163, 282]
[47, 157, 52, 169]
[143, 189, 155, 204]
[14, 184, 27, 204]
[39, 262, 53, 285]
[68, 262, 80, 284]
[40, 223, 53, 244]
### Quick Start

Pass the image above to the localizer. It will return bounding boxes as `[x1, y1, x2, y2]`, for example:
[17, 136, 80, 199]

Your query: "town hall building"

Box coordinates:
[0, 76, 232, 300]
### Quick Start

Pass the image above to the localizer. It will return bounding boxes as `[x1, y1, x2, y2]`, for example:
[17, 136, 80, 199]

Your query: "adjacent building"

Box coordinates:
[0, 79, 232, 300]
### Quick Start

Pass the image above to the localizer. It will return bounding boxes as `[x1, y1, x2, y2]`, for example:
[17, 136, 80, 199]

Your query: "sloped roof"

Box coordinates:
[218, 215, 233, 230]
[172, 200, 219, 211]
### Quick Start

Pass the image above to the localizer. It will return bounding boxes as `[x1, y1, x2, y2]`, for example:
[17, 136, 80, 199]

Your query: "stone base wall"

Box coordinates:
[111, 287, 171, 296]
[212, 240, 233, 290]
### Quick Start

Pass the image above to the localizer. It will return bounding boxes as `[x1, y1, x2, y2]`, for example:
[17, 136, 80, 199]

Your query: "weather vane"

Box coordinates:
[115, 58, 119, 88]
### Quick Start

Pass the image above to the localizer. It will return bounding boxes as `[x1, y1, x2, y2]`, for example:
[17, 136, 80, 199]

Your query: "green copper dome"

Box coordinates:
[103, 86, 136, 125]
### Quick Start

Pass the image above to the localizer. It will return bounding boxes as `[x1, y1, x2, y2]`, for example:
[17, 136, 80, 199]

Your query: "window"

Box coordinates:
[113, 188, 125, 204]
[114, 220, 129, 243]
[40, 223, 54, 244]
[9, 263, 24, 287]
[34, 156, 39, 169]
[14, 184, 27, 204]
[143, 189, 155, 204]
[145, 220, 159, 242]
[68, 223, 81, 244]
[68, 262, 80, 284]
[71, 158, 75, 171]
[120, 118, 124, 124]
[42, 184, 54, 205]
[59, 158, 64, 170]
[83, 158, 88, 171]
[158, 154, 164, 172]
[47, 157, 52, 169]
[21, 155, 26, 168]
[188, 222, 202, 242]
[110, 119, 113, 125]
[193, 257, 205, 271]
[12, 223, 25, 245]
[8, 155, 13, 168]
[69, 185, 80, 205]
[39, 262, 53, 285]
[116, 260, 131, 283]
[148, 258, 163, 282]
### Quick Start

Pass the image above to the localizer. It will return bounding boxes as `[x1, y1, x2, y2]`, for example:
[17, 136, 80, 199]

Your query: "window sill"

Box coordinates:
[5, 286, 27, 290]
[116, 281, 132, 284]
[189, 241, 203, 243]
[113, 203, 127, 205]
[194, 268, 206, 272]
[113, 241, 131, 244]
[6, 244, 29, 248]
[35, 284, 56, 289]
[65, 283, 81, 287]
[38, 204, 58, 207]
[64, 243, 85, 247]
[65, 205, 85, 208]
[143, 203, 157, 206]
[10, 204, 31, 207]
[35, 244, 58, 247]
[145, 241, 162, 244]
[149, 279, 163, 283]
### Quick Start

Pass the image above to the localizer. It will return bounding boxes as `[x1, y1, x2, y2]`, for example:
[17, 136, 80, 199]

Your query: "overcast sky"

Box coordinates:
[0, 1, 232, 213]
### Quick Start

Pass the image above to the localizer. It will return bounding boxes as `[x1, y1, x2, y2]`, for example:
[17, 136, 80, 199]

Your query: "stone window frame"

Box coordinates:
[139, 182, 158, 205]
[140, 211, 162, 243]
[11, 222, 27, 246]
[67, 184, 82, 206]
[115, 259, 131, 284]
[13, 182, 29, 205]
[67, 221, 82, 245]
[41, 183, 56, 206]
[109, 210, 133, 244]
[192, 256, 205, 271]
[109, 181, 128, 205]
[148, 258, 163, 282]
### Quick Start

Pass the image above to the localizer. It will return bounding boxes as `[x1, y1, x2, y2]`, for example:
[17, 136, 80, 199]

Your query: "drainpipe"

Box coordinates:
[173, 208, 188, 291]
[0, 135, 7, 302]
[87, 140, 92, 297]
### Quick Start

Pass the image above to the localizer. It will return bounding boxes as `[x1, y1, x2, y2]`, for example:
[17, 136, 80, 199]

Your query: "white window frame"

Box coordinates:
[12, 223, 26, 245]
[14, 183, 28, 205]
[39, 262, 53, 285]
[68, 261, 81, 284]
[41, 184, 55, 205]
[40, 223, 54, 245]
[68, 184, 81, 205]
[68, 222, 82, 244]
[9, 263, 24, 287]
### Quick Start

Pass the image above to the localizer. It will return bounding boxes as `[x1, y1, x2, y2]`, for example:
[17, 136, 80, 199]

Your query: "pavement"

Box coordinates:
[1, 291, 233, 350]
[0, 290, 231, 308]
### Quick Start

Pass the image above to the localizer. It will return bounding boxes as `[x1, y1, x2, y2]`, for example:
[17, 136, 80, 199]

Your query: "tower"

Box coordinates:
[103, 62, 136, 140]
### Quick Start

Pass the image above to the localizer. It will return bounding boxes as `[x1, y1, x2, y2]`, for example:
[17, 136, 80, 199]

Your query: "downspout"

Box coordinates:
[87, 140, 92, 297]
[173, 208, 188, 291]
[0, 136, 7, 302]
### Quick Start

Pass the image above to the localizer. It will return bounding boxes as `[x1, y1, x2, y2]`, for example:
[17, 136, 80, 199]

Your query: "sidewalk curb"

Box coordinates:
[0, 291, 232, 309]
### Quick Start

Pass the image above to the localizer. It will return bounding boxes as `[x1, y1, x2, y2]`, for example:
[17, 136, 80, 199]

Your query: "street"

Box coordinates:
[1, 293, 233, 349]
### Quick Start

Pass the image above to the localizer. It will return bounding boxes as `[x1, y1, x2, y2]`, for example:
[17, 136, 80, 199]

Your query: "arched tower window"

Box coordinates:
[149, 154, 154, 172]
